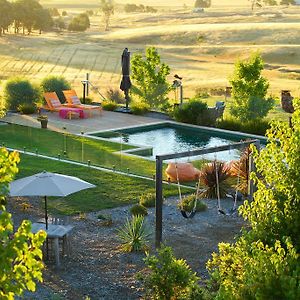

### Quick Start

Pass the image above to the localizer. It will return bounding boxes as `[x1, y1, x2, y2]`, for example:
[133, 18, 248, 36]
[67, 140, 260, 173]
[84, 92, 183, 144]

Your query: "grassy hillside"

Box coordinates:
[1, 2, 299, 109]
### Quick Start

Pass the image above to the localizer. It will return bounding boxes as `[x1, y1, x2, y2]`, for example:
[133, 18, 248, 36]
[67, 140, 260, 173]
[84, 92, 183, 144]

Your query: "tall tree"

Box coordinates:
[131, 47, 171, 110]
[229, 52, 274, 121]
[100, 0, 114, 31]
[0, 0, 13, 35]
[34, 8, 53, 34]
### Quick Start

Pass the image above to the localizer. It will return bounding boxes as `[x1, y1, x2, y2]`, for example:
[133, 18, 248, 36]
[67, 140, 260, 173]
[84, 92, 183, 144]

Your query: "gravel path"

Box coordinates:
[8, 195, 245, 299]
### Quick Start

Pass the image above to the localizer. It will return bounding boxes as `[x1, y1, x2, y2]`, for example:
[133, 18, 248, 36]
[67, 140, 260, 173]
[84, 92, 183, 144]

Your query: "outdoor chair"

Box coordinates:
[50, 216, 72, 256]
[62, 89, 103, 116]
[43, 92, 70, 112]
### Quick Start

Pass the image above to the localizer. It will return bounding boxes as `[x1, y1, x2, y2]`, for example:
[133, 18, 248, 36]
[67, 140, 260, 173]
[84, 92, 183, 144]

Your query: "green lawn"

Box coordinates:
[17, 154, 181, 215]
[0, 123, 157, 178]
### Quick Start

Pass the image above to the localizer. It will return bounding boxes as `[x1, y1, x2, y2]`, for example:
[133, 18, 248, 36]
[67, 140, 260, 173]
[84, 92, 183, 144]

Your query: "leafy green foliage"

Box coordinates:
[229, 52, 274, 121]
[4, 77, 40, 110]
[199, 161, 231, 199]
[206, 99, 300, 298]
[117, 215, 150, 252]
[130, 101, 150, 115]
[68, 13, 90, 32]
[178, 194, 207, 213]
[207, 238, 300, 300]
[131, 47, 171, 110]
[130, 203, 148, 216]
[141, 245, 204, 300]
[173, 99, 212, 126]
[217, 117, 270, 135]
[40, 75, 70, 103]
[139, 192, 156, 208]
[0, 148, 46, 299]
[101, 100, 118, 111]
[17, 103, 36, 114]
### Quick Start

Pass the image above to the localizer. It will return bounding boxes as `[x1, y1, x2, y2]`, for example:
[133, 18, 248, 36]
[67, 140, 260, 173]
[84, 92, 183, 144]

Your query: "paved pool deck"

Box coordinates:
[2, 110, 164, 134]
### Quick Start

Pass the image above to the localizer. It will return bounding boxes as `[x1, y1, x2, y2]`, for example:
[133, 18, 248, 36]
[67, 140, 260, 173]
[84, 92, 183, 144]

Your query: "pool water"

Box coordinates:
[108, 125, 248, 161]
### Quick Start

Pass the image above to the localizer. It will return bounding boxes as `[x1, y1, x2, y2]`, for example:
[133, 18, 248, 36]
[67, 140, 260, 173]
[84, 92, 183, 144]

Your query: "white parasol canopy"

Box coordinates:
[9, 171, 96, 229]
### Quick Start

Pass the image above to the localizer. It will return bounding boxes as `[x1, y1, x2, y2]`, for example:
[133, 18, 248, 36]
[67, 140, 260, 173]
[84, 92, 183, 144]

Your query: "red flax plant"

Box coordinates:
[230, 146, 251, 196]
[199, 161, 231, 199]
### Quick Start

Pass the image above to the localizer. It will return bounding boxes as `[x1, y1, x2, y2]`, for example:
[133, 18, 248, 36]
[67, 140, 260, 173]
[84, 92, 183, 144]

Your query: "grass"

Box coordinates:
[17, 153, 181, 215]
[0, 123, 158, 178]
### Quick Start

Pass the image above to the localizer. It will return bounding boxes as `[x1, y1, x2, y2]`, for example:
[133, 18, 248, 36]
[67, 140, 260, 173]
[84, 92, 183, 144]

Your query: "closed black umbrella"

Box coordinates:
[120, 48, 132, 110]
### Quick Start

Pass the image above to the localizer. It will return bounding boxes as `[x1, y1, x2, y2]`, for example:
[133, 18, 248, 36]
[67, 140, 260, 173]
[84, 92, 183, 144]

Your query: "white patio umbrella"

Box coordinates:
[9, 171, 96, 229]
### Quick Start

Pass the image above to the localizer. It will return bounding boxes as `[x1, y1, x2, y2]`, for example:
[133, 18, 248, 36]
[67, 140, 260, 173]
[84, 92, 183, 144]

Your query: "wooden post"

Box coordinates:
[86, 73, 89, 97]
[155, 157, 163, 248]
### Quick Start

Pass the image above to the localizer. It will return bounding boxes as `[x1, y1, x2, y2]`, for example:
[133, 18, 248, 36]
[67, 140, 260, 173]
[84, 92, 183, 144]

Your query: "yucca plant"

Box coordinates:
[199, 161, 231, 199]
[230, 146, 251, 195]
[117, 215, 150, 252]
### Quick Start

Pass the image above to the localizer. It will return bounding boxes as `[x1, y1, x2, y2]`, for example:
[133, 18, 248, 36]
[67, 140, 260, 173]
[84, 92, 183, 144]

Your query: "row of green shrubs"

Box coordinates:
[3, 76, 71, 112]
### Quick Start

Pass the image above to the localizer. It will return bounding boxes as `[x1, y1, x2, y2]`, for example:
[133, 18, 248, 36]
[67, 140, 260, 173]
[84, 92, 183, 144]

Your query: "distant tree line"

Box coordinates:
[0, 0, 53, 35]
[124, 3, 157, 13]
[194, 0, 211, 8]
[0, 0, 92, 36]
[249, 0, 296, 10]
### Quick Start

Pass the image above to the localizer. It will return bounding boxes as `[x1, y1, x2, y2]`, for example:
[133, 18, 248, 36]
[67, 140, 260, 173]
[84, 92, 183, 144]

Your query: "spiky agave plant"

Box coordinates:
[230, 146, 251, 195]
[199, 161, 231, 199]
[117, 215, 150, 253]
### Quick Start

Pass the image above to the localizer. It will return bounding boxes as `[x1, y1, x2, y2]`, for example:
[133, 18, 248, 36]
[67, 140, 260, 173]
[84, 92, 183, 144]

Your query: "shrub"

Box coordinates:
[207, 99, 300, 298]
[140, 245, 204, 299]
[40, 75, 70, 103]
[130, 203, 148, 216]
[178, 194, 207, 212]
[4, 77, 40, 111]
[79, 97, 93, 104]
[139, 193, 156, 208]
[102, 100, 118, 111]
[130, 102, 150, 115]
[117, 215, 150, 252]
[17, 103, 36, 114]
[62, 10, 67, 16]
[173, 99, 214, 126]
[105, 88, 124, 104]
[217, 117, 270, 135]
[68, 13, 90, 32]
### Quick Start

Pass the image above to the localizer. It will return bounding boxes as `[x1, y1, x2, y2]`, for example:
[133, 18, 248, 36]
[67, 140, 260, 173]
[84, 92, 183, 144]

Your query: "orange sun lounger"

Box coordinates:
[43, 92, 70, 112]
[62, 90, 103, 117]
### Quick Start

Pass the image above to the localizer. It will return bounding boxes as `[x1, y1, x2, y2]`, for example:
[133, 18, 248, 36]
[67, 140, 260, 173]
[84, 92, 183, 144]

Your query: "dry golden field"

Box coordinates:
[1, 1, 300, 104]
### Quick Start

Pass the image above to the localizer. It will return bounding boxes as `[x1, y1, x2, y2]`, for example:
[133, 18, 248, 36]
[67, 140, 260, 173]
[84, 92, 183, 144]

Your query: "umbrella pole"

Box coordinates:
[44, 196, 48, 230]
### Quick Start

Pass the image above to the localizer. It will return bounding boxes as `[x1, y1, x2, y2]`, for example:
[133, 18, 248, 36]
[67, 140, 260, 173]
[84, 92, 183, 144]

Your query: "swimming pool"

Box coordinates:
[91, 122, 265, 161]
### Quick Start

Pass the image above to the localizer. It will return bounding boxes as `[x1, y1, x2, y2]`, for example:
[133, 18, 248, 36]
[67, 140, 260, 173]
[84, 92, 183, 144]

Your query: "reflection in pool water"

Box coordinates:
[109, 126, 246, 161]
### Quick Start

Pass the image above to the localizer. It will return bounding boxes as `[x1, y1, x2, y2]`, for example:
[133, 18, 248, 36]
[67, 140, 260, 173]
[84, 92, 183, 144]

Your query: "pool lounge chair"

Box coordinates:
[43, 92, 70, 112]
[62, 90, 103, 116]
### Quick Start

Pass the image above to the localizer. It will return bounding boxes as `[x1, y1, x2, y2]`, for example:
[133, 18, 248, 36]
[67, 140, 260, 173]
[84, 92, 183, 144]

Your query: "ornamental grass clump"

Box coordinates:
[199, 161, 231, 199]
[130, 203, 148, 216]
[139, 192, 156, 208]
[178, 194, 207, 213]
[117, 215, 150, 252]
